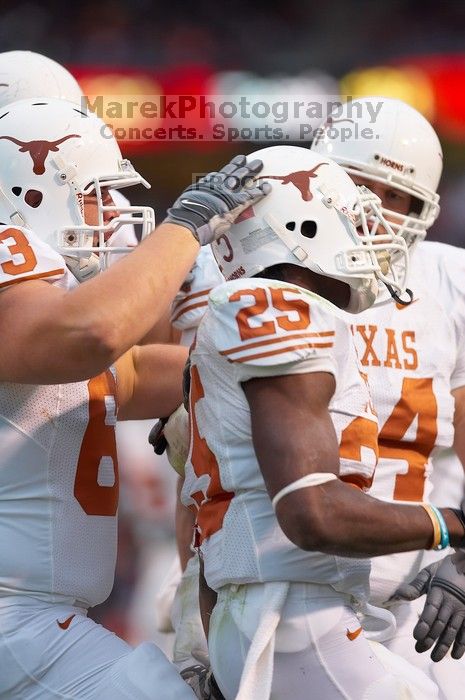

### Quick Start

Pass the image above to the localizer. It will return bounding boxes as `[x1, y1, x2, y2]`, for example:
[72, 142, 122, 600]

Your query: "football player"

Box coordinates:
[312, 98, 465, 693]
[180, 144, 465, 699]
[0, 96, 268, 699]
[0, 50, 224, 656]
[0, 50, 141, 254]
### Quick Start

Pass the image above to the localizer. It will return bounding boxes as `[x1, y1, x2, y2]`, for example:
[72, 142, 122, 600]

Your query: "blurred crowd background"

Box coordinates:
[3, 0, 465, 245]
[2, 0, 464, 648]
[1, 0, 463, 74]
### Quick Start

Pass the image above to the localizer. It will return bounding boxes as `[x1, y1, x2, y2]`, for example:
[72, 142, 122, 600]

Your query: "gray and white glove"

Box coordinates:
[164, 155, 271, 245]
[392, 551, 465, 662]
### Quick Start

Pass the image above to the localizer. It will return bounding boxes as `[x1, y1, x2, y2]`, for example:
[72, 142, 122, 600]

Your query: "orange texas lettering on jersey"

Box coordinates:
[351, 324, 418, 371]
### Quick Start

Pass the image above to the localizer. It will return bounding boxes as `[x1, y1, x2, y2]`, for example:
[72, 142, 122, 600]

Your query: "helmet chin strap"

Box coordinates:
[64, 254, 100, 283]
[263, 213, 309, 263]
[375, 251, 412, 304]
[0, 183, 27, 227]
[384, 282, 413, 306]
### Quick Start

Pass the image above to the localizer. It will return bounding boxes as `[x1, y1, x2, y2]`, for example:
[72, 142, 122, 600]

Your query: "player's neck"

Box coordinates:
[269, 264, 350, 310]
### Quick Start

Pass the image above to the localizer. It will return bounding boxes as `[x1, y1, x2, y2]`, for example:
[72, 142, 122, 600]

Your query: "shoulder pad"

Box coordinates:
[209, 278, 337, 367]
[0, 226, 65, 290]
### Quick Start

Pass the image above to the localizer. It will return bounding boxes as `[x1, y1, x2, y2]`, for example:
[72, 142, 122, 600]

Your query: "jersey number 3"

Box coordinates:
[0, 228, 37, 275]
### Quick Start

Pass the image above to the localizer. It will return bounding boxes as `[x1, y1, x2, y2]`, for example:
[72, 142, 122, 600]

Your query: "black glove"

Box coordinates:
[164, 155, 270, 245]
[148, 405, 190, 476]
[391, 552, 465, 662]
[148, 417, 169, 455]
[149, 354, 191, 460]
[183, 354, 191, 411]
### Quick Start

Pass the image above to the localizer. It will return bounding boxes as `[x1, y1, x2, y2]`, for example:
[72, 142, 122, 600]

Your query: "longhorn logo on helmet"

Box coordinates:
[258, 164, 328, 201]
[0, 134, 81, 175]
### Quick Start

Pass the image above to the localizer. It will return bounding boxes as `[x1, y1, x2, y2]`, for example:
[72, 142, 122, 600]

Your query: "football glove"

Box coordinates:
[391, 551, 465, 661]
[148, 417, 168, 456]
[183, 354, 191, 411]
[164, 155, 271, 245]
[148, 404, 190, 477]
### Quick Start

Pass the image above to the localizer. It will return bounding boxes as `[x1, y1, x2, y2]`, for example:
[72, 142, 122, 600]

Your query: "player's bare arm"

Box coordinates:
[115, 343, 188, 420]
[0, 225, 197, 384]
[243, 371, 465, 556]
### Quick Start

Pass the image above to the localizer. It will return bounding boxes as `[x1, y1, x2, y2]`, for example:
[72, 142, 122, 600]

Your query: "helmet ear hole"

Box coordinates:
[24, 189, 43, 208]
[300, 220, 317, 238]
[285, 221, 296, 231]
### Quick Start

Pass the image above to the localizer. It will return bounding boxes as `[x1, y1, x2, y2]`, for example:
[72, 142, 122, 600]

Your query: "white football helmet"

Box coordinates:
[311, 97, 442, 249]
[212, 146, 411, 313]
[0, 51, 83, 108]
[0, 98, 154, 281]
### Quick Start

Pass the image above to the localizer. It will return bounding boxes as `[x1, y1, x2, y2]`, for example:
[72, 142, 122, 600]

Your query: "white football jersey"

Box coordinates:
[181, 278, 378, 602]
[0, 226, 119, 608]
[421, 242, 465, 510]
[347, 240, 465, 602]
[171, 246, 224, 346]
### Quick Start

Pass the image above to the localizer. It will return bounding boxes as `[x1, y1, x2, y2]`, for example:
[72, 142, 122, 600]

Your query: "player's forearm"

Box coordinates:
[117, 343, 188, 420]
[64, 223, 199, 358]
[278, 479, 465, 557]
[0, 224, 198, 384]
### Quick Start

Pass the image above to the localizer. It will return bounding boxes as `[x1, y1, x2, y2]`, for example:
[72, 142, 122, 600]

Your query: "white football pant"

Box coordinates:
[0, 596, 195, 699]
[384, 597, 465, 700]
[208, 581, 439, 700]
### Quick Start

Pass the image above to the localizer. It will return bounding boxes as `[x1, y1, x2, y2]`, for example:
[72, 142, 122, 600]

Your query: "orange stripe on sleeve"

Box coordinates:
[171, 300, 209, 323]
[172, 287, 213, 313]
[232, 341, 334, 363]
[220, 330, 335, 357]
[0, 268, 65, 288]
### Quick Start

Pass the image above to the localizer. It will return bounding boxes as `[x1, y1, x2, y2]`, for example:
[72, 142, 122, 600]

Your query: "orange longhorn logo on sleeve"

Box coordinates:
[258, 163, 328, 201]
[0, 134, 81, 174]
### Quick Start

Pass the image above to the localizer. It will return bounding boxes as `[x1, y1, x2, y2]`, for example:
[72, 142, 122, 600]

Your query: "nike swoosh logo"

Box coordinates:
[396, 298, 419, 311]
[57, 614, 76, 630]
[346, 626, 362, 641]
[181, 199, 210, 209]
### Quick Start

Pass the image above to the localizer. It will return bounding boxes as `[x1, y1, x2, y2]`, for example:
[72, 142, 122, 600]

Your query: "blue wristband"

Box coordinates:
[430, 505, 450, 551]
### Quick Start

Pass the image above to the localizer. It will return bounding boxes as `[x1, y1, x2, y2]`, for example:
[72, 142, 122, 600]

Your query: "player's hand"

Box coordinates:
[391, 552, 465, 662]
[183, 354, 191, 411]
[148, 416, 168, 455]
[164, 155, 271, 245]
[148, 404, 189, 476]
